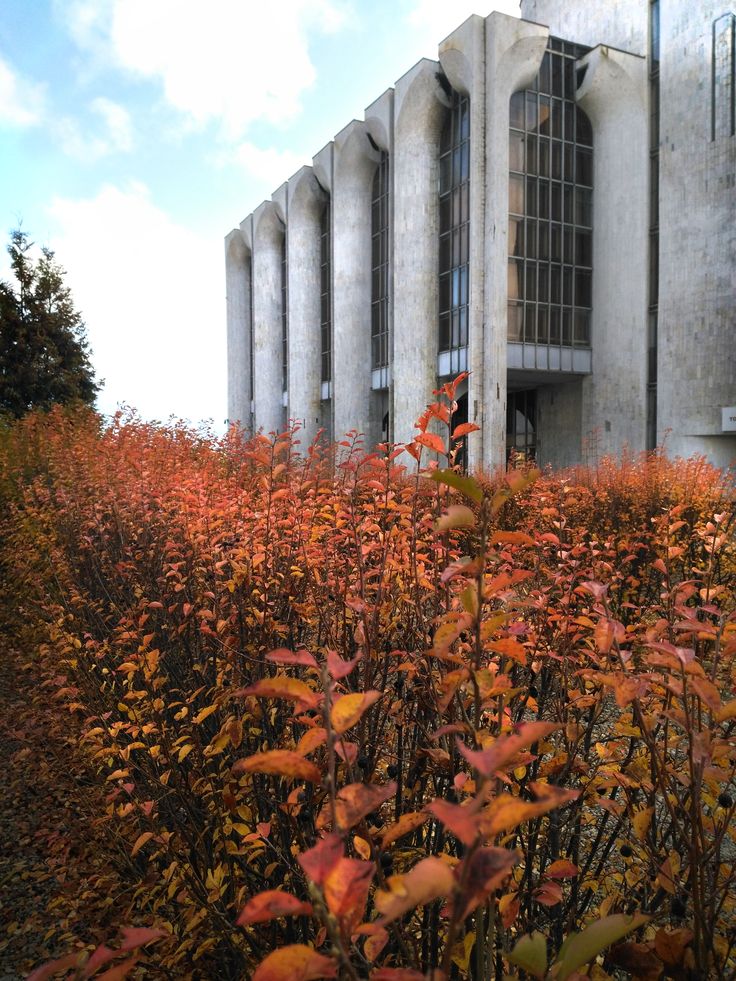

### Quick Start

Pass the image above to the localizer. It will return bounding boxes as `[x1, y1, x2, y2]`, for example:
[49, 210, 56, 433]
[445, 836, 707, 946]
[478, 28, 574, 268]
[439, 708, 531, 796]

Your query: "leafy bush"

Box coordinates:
[2, 379, 735, 980]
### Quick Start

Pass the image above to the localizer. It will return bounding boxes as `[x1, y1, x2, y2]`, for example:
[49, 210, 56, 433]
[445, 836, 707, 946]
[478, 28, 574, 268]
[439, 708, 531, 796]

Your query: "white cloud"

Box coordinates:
[48, 182, 225, 425]
[406, 0, 520, 52]
[220, 141, 309, 183]
[56, 97, 134, 161]
[0, 55, 45, 127]
[61, 0, 350, 140]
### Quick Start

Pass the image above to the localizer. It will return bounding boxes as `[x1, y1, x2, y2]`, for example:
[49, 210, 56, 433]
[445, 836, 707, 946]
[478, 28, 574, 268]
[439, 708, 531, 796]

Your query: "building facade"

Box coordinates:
[226, 1, 736, 470]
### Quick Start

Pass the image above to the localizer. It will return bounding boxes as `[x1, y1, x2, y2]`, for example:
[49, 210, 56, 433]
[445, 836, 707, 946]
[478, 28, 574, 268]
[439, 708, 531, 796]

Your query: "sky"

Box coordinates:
[0, 0, 520, 427]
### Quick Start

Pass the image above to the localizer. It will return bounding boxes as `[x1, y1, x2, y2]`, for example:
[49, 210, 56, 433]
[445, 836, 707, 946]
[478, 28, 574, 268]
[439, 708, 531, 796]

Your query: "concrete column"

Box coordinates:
[286, 167, 325, 450]
[252, 201, 285, 435]
[225, 228, 252, 430]
[439, 15, 486, 470]
[484, 13, 549, 468]
[392, 60, 448, 450]
[332, 120, 382, 444]
[577, 45, 649, 455]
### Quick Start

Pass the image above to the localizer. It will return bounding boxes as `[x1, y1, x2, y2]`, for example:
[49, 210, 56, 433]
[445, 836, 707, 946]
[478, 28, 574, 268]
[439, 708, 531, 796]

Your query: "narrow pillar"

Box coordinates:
[287, 167, 325, 450]
[332, 121, 382, 444]
[577, 45, 649, 454]
[484, 13, 548, 468]
[252, 201, 285, 435]
[225, 228, 252, 430]
[392, 60, 447, 450]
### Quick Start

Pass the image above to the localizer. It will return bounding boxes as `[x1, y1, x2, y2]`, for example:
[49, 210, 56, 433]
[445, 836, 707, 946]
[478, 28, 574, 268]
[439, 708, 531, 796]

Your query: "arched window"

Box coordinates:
[439, 91, 469, 376]
[508, 38, 593, 350]
[320, 199, 331, 399]
[371, 151, 390, 390]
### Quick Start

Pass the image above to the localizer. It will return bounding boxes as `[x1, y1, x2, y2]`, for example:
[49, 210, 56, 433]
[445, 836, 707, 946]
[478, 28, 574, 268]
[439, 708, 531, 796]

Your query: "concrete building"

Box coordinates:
[226, 1, 736, 470]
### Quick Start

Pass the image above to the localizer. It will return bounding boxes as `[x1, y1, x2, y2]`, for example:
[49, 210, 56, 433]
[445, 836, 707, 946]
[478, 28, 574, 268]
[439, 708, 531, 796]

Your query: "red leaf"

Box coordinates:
[298, 834, 344, 887]
[452, 422, 480, 439]
[534, 880, 563, 906]
[118, 926, 167, 951]
[97, 958, 139, 981]
[322, 857, 375, 933]
[237, 890, 312, 925]
[327, 649, 362, 680]
[266, 648, 318, 668]
[27, 954, 81, 981]
[456, 722, 560, 777]
[332, 781, 396, 831]
[426, 798, 483, 846]
[449, 847, 517, 920]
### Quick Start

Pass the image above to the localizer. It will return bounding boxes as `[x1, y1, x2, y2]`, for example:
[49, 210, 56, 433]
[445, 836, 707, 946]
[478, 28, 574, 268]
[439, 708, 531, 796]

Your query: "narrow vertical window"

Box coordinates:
[647, 0, 660, 450]
[438, 91, 469, 377]
[371, 151, 390, 390]
[712, 13, 736, 140]
[320, 199, 331, 399]
[508, 39, 592, 350]
[281, 231, 288, 422]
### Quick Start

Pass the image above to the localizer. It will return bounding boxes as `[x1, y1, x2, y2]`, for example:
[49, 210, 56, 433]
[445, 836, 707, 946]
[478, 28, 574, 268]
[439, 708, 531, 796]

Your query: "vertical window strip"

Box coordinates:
[506, 390, 537, 460]
[647, 0, 660, 450]
[320, 200, 331, 391]
[281, 231, 288, 401]
[507, 38, 593, 350]
[371, 152, 390, 386]
[438, 91, 470, 373]
[712, 13, 736, 140]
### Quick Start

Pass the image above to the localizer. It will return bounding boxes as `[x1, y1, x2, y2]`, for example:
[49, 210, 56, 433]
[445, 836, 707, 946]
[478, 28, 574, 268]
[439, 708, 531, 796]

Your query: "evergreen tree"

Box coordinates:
[0, 229, 99, 417]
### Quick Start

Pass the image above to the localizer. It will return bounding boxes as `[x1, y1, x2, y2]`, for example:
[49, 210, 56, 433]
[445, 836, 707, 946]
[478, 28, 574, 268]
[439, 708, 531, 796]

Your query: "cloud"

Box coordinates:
[219, 141, 309, 183]
[0, 55, 45, 128]
[405, 0, 520, 51]
[56, 97, 134, 161]
[61, 0, 350, 140]
[48, 182, 225, 425]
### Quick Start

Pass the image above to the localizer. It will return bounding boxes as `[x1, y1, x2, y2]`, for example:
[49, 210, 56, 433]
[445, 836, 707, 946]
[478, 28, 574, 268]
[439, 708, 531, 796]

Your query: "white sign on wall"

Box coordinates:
[722, 407, 736, 432]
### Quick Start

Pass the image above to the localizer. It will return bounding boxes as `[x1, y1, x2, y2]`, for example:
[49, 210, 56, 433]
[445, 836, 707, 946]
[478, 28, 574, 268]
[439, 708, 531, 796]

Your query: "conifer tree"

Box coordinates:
[0, 229, 99, 417]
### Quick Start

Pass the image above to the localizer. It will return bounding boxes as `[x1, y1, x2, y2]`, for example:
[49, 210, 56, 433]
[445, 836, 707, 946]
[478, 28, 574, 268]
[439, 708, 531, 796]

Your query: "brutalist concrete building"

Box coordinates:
[225, 1, 736, 470]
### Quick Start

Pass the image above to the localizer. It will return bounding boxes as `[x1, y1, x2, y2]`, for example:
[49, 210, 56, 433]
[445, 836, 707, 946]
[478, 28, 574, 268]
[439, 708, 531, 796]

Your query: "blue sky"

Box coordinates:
[0, 0, 519, 426]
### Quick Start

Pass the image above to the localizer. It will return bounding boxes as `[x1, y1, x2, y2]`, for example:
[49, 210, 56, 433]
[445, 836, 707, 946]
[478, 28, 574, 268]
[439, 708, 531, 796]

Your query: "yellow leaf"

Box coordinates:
[193, 704, 218, 724]
[132, 832, 154, 857]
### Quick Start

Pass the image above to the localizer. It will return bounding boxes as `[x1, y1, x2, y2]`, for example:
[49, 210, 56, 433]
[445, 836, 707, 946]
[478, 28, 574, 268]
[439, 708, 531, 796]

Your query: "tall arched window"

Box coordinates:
[438, 91, 469, 377]
[371, 151, 390, 391]
[508, 38, 593, 350]
[320, 200, 331, 399]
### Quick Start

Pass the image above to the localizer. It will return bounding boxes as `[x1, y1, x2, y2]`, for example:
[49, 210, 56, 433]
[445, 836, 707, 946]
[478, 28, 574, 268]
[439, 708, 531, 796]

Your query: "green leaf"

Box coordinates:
[554, 913, 649, 980]
[508, 931, 547, 979]
[429, 469, 483, 503]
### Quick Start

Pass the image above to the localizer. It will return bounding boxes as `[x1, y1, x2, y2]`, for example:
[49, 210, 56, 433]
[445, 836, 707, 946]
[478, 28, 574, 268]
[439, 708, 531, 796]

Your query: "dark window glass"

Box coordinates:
[506, 389, 537, 460]
[371, 151, 390, 376]
[281, 231, 288, 395]
[320, 200, 331, 386]
[507, 36, 593, 349]
[439, 91, 470, 359]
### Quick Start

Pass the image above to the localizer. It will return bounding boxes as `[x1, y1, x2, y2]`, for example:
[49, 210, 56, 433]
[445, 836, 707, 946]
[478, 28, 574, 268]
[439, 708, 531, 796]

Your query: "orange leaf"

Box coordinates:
[415, 431, 447, 456]
[489, 530, 535, 546]
[131, 832, 154, 857]
[296, 727, 327, 756]
[375, 857, 455, 924]
[436, 504, 476, 532]
[449, 847, 517, 920]
[331, 691, 382, 735]
[546, 859, 579, 879]
[371, 971, 426, 980]
[481, 785, 580, 837]
[233, 751, 322, 784]
[333, 781, 396, 831]
[322, 857, 375, 933]
[457, 722, 560, 778]
[237, 890, 312, 926]
[236, 677, 321, 711]
[266, 648, 318, 669]
[380, 811, 429, 848]
[452, 422, 480, 439]
[252, 945, 337, 981]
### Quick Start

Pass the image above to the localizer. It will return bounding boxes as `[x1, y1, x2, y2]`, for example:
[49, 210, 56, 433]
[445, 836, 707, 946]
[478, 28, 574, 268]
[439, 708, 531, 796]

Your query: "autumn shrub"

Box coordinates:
[1, 379, 735, 981]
